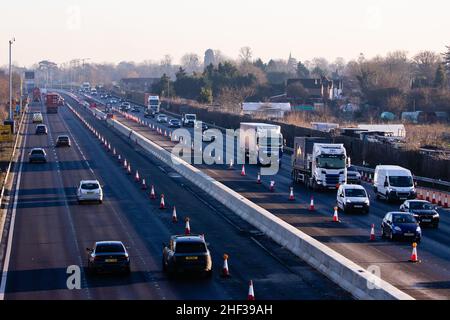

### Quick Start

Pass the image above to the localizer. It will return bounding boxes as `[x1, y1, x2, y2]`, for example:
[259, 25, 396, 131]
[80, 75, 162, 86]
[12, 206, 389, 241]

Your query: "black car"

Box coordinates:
[35, 124, 48, 135]
[346, 166, 361, 184]
[162, 235, 212, 277]
[131, 106, 140, 113]
[400, 200, 439, 228]
[168, 119, 181, 128]
[86, 241, 130, 274]
[55, 135, 71, 147]
[381, 212, 422, 243]
[28, 148, 47, 163]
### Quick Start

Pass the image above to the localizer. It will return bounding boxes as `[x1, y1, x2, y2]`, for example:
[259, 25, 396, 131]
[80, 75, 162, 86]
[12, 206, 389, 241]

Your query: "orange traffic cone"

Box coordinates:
[221, 254, 230, 277]
[185, 217, 191, 235]
[127, 164, 132, 175]
[141, 178, 147, 190]
[172, 206, 178, 223]
[108, 143, 111, 152]
[438, 194, 442, 206]
[150, 185, 156, 199]
[444, 195, 448, 208]
[229, 159, 234, 169]
[370, 224, 376, 241]
[241, 165, 246, 176]
[247, 280, 255, 300]
[289, 187, 295, 201]
[409, 242, 419, 263]
[117, 154, 122, 163]
[309, 196, 315, 211]
[160, 194, 166, 209]
[112, 148, 116, 156]
[432, 193, 436, 204]
[426, 191, 430, 202]
[269, 181, 275, 192]
[123, 159, 128, 169]
[333, 207, 339, 222]
[135, 170, 140, 182]
[256, 172, 261, 184]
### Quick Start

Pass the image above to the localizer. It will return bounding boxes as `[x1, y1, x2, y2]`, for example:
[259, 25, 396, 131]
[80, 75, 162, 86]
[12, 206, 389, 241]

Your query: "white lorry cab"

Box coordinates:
[373, 165, 416, 202]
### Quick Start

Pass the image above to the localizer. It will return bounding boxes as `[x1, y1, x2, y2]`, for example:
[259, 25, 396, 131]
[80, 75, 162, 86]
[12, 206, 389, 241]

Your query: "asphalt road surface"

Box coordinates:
[0, 99, 350, 300]
[81, 93, 450, 300]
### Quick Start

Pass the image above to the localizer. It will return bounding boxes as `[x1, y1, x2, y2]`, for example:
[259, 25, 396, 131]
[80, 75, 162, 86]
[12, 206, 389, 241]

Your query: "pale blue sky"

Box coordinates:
[1, 0, 449, 67]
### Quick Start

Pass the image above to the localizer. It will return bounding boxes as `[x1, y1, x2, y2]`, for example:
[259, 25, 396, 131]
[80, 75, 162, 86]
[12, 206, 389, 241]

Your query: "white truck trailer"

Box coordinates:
[239, 123, 284, 166]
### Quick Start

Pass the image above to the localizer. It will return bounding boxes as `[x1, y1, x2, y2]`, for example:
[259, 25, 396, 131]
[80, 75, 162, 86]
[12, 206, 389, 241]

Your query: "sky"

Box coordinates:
[1, 0, 449, 67]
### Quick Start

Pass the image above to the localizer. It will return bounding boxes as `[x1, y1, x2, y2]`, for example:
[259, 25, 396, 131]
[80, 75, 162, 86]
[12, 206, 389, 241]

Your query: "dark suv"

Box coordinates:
[162, 235, 212, 277]
[35, 124, 48, 135]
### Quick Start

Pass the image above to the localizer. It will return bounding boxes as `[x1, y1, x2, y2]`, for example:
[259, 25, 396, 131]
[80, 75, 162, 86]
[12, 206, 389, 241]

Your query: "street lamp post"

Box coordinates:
[8, 37, 15, 121]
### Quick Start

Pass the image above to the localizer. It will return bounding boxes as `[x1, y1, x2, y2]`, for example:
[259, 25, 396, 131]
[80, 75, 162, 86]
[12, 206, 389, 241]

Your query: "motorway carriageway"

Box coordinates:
[0, 99, 350, 300]
[78, 92, 450, 300]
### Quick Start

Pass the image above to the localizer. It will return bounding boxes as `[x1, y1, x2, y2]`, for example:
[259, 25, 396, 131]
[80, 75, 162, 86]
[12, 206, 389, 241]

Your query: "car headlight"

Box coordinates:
[416, 226, 422, 233]
[394, 226, 402, 232]
[433, 213, 440, 218]
[356, 173, 361, 178]
[364, 199, 370, 205]
[346, 199, 352, 203]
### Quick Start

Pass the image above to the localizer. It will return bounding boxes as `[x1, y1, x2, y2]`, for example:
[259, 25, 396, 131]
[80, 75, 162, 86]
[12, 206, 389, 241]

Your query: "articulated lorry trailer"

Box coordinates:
[45, 93, 63, 114]
[292, 137, 347, 190]
[239, 122, 284, 166]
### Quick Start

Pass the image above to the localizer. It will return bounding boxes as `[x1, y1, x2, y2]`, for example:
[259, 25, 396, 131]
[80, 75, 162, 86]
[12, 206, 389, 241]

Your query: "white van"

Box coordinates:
[336, 184, 370, 213]
[373, 165, 416, 202]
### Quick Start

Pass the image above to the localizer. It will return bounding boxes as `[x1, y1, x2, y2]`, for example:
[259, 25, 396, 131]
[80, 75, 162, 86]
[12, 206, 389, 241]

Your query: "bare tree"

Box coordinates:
[413, 51, 441, 85]
[239, 46, 253, 63]
[180, 53, 201, 74]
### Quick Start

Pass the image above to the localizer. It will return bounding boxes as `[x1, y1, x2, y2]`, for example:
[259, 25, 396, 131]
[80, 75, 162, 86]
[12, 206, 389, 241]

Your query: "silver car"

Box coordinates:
[77, 180, 103, 204]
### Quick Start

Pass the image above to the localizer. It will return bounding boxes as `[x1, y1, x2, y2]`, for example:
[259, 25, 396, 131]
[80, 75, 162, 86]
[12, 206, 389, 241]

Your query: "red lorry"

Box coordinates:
[45, 93, 61, 114]
[32, 88, 41, 102]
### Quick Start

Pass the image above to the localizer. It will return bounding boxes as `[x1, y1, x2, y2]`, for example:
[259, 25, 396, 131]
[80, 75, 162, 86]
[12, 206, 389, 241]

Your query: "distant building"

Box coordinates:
[287, 77, 337, 100]
[204, 49, 215, 67]
[119, 77, 159, 92]
[287, 53, 298, 74]
[241, 102, 291, 119]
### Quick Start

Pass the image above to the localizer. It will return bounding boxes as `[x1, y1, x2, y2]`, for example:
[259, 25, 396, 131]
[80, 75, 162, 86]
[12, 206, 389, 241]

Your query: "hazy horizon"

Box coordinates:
[1, 0, 449, 67]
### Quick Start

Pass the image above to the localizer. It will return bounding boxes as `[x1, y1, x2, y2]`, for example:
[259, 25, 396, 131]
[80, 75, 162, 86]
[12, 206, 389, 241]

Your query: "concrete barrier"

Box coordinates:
[100, 116, 413, 300]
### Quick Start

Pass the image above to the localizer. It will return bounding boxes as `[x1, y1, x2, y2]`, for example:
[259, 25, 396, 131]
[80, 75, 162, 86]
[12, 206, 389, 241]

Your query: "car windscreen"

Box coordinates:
[186, 115, 195, 120]
[95, 244, 124, 253]
[389, 176, 413, 187]
[409, 202, 434, 210]
[175, 242, 207, 253]
[58, 136, 69, 141]
[344, 188, 367, 197]
[347, 166, 358, 172]
[149, 99, 159, 105]
[37, 126, 46, 130]
[393, 214, 416, 224]
[81, 183, 99, 190]
[31, 150, 44, 155]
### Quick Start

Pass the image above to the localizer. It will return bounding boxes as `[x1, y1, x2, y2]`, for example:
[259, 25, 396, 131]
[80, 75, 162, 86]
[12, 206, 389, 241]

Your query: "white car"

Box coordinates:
[32, 112, 44, 123]
[77, 180, 103, 204]
[336, 184, 370, 213]
[156, 114, 168, 123]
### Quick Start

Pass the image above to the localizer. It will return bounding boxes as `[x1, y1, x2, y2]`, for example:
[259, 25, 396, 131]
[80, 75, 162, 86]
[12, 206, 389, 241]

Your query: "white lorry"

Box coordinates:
[239, 123, 284, 166]
[292, 137, 347, 190]
[145, 95, 160, 117]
